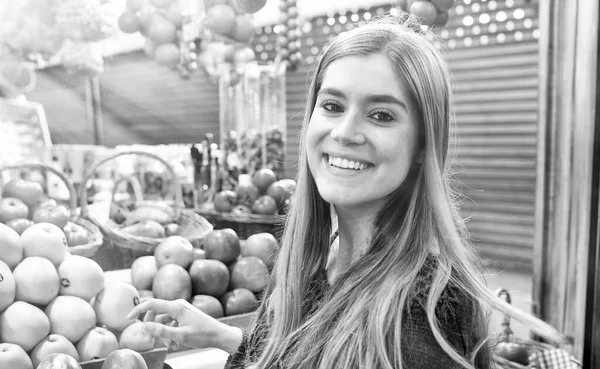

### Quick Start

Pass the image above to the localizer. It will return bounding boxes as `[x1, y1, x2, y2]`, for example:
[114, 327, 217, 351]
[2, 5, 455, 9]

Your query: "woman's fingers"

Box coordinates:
[155, 313, 173, 325]
[127, 298, 183, 320]
[143, 320, 184, 344]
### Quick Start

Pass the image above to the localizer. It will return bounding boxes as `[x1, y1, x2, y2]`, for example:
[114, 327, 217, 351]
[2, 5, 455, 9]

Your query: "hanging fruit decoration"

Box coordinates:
[398, 0, 455, 27]
[117, 0, 268, 79]
[275, 0, 302, 72]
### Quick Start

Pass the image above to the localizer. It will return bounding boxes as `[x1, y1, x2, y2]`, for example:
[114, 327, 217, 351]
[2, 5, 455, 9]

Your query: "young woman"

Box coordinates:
[129, 14, 563, 369]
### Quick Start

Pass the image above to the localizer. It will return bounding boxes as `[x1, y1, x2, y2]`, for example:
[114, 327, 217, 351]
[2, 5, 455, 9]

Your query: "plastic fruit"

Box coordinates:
[165, 3, 183, 27]
[235, 182, 260, 207]
[36, 352, 82, 369]
[189, 259, 230, 297]
[0, 260, 15, 313]
[94, 281, 140, 331]
[0, 223, 23, 269]
[147, 16, 177, 45]
[409, 1, 437, 26]
[0, 197, 29, 224]
[203, 228, 241, 263]
[220, 288, 258, 316]
[101, 348, 148, 369]
[193, 248, 206, 260]
[232, 0, 267, 14]
[152, 264, 192, 301]
[45, 296, 96, 343]
[76, 327, 119, 362]
[154, 236, 194, 269]
[0, 342, 33, 369]
[130, 256, 158, 291]
[21, 222, 68, 267]
[213, 190, 238, 213]
[205, 4, 237, 36]
[251, 168, 277, 195]
[191, 294, 224, 319]
[230, 256, 269, 292]
[57, 255, 105, 301]
[243, 232, 278, 268]
[120, 220, 165, 238]
[0, 301, 51, 351]
[5, 218, 33, 236]
[30, 334, 79, 368]
[119, 321, 156, 352]
[252, 195, 278, 215]
[1, 178, 43, 208]
[13, 256, 60, 305]
[154, 43, 180, 68]
[63, 223, 90, 247]
[32, 204, 70, 229]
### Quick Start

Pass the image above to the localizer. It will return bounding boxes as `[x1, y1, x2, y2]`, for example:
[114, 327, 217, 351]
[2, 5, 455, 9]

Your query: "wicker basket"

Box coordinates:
[0, 163, 103, 258]
[79, 150, 213, 255]
[492, 288, 581, 369]
[197, 209, 284, 240]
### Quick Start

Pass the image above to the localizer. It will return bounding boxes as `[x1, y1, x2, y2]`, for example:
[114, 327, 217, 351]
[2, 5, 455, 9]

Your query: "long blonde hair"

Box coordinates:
[250, 14, 562, 369]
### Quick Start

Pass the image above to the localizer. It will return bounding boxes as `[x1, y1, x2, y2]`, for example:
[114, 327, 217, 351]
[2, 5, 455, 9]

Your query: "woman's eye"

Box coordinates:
[371, 111, 394, 122]
[321, 102, 343, 113]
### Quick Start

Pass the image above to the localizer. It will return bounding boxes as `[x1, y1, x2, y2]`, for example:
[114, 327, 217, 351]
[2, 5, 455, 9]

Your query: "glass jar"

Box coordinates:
[219, 63, 287, 191]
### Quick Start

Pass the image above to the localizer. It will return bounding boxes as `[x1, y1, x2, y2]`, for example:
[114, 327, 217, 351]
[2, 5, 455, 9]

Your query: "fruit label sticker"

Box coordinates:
[61, 278, 70, 288]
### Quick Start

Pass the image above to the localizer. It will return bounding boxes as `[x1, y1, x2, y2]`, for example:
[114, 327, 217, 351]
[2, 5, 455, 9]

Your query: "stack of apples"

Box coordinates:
[0, 222, 161, 369]
[213, 168, 296, 216]
[130, 229, 279, 320]
[0, 177, 92, 248]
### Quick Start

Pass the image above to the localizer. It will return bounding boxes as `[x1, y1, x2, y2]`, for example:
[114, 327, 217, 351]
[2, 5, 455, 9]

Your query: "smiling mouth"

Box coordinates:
[324, 154, 372, 170]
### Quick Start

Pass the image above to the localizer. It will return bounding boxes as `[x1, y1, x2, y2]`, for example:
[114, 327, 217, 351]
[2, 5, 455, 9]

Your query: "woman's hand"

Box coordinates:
[127, 298, 243, 354]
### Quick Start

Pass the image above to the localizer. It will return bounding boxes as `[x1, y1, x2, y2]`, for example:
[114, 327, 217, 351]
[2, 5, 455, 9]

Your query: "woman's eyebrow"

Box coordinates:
[318, 87, 408, 112]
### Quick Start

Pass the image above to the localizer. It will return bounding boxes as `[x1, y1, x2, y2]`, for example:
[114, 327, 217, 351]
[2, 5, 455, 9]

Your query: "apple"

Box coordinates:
[494, 342, 530, 365]
[58, 255, 105, 301]
[119, 321, 156, 352]
[30, 334, 80, 368]
[130, 256, 158, 291]
[0, 342, 33, 369]
[5, 218, 34, 236]
[120, 220, 165, 238]
[23, 169, 47, 191]
[13, 256, 60, 305]
[243, 232, 279, 268]
[230, 256, 269, 292]
[203, 228, 241, 263]
[21, 222, 68, 267]
[0, 260, 15, 313]
[152, 264, 192, 301]
[252, 195, 278, 215]
[154, 236, 194, 269]
[0, 197, 29, 224]
[1, 178, 43, 209]
[231, 204, 253, 215]
[36, 352, 81, 369]
[0, 301, 50, 351]
[232, 0, 267, 14]
[32, 205, 70, 229]
[191, 295, 224, 319]
[267, 179, 296, 208]
[0, 223, 23, 269]
[76, 327, 119, 362]
[234, 182, 259, 207]
[189, 259, 229, 297]
[220, 288, 258, 316]
[165, 223, 179, 236]
[251, 168, 277, 195]
[213, 190, 238, 213]
[101, 348, 148, 369]
[45, 296, 96, 343]
[93, 281, 140, 331]
[63, 223, 90, 247]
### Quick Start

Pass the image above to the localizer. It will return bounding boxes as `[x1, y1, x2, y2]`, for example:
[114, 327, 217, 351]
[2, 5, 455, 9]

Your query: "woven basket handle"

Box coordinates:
[79, 150, 184, 218]
[0, 163, 78, 212]
[111, 174, 144, 204]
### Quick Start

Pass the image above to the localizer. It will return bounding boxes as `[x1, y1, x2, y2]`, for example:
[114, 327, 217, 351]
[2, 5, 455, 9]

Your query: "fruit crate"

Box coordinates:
[196, 209, 284, 240]
[80, 348, 168, 369]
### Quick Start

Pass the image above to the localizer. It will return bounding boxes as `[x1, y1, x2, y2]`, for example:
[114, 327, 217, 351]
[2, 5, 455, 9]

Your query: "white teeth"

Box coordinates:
[327, 155, 368, 170]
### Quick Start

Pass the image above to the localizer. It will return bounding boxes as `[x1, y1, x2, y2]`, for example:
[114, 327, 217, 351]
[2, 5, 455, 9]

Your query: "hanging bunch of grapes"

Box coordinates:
[399, 0, 455, 28]
[275, 0, 302, 72]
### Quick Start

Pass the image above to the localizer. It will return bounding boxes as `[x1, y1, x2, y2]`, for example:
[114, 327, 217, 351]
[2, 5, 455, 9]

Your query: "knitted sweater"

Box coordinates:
[224, 256, 493, 369]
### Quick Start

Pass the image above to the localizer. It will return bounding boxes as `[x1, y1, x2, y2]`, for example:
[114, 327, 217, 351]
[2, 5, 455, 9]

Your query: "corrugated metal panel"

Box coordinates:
[253, 0, 540, 270]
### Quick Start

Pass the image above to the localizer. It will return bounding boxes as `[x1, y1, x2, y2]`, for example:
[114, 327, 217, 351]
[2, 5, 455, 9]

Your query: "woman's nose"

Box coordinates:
[330, 113, 366, 145]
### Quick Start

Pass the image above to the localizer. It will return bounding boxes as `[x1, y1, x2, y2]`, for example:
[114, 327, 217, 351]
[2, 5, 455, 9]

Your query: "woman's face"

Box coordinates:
[306, 53, 422, 214]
